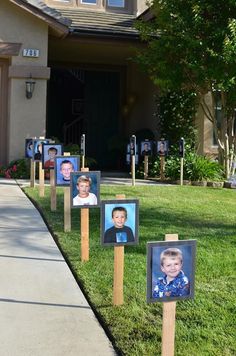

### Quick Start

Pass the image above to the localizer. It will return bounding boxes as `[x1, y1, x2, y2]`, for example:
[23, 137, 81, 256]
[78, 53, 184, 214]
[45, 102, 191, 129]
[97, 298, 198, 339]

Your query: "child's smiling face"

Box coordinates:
[112, 211, 126, 229]
[161, 257, 182, 281]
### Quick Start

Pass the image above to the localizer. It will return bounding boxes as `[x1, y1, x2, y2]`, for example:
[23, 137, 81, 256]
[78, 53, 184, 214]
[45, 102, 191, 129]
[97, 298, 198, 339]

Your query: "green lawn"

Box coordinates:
[24, 185, 236, 356]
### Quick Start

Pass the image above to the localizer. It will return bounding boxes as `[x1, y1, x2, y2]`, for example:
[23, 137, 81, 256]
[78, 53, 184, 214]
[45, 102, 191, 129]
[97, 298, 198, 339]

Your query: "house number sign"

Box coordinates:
[22, 48, 40, 58]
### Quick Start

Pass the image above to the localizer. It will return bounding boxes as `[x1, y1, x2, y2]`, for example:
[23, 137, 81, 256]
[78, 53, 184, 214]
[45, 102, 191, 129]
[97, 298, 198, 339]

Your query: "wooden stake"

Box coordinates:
[81, 155, 85, 169]
[160, 156, 165, 181]
[80, 167, 90, 261]
[161, 233, 178, 356]
[50, 169, 57, 211]
[63, 152, 71, 232]
[64, 187, 71, 232]
[180, 157, 184, 186]
[39, 161, 44, 197]
[131, 155, 135, 186]
[30, 159, 35, 188]
[144, 155, 148, 179]
[113, 194, 126, 306]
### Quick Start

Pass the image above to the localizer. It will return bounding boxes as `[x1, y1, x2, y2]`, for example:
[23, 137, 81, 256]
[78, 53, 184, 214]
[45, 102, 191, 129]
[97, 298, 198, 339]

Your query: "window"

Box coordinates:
[108, 0, 125, 7]
[81, 0, 97, 4]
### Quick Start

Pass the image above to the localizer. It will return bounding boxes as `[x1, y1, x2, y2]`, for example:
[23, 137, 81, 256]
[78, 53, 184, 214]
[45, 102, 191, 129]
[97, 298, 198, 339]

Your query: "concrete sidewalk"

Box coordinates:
[0, 179, 116, 356]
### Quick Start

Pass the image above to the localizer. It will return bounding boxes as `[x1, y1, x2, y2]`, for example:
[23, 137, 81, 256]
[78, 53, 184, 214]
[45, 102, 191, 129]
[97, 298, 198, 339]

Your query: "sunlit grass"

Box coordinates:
[24, 185, 236, 356]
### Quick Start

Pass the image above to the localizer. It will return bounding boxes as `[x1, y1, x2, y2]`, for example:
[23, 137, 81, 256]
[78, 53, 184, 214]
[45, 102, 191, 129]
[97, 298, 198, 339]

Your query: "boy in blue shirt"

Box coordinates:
[153, 248, 190, 298]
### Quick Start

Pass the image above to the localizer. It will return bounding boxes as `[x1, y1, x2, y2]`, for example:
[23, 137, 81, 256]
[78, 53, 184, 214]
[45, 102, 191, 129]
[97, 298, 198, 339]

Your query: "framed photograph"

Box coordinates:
[42, 144, 63, 170]
[179, 137, 185, 158]
[32, 139, 50, 162]
[25, 138, 34, 158]
[126, 144, 139, 165]
[157, 140, 169, 156]
[80, 134, 85, 156]
[54, 156, 80, 186]
[70, 171, 100, 208]
[141, 140, 153, 156]
[147, 240, 196, 303]
[101, 199, 139, 246]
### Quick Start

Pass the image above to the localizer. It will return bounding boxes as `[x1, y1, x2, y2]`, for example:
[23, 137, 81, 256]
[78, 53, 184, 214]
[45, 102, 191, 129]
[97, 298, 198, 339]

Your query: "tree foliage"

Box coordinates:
[135, 0, 236, 177]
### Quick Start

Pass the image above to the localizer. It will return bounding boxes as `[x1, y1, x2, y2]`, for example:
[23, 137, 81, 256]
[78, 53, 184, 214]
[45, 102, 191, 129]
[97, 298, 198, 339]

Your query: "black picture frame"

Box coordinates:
[101, 199, 139, 246]
[54, 156, 80, 186]
[70, 171, 101, 208]
[147, 240, 196, 303]
[42, 143, 64, 170]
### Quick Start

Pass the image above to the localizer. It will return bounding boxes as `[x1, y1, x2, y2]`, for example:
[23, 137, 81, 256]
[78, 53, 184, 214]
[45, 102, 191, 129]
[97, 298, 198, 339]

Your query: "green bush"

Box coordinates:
[2, 159, 30, 179]
[140, 146, 224, 181]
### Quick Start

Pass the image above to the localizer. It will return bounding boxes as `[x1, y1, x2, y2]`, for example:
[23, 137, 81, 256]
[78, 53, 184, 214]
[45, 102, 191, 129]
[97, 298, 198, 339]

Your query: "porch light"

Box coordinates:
[25, 75, 35, 99]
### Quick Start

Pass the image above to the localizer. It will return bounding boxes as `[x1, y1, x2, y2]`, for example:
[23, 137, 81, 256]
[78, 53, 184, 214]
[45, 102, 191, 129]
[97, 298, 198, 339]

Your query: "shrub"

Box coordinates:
[1, 159, 30, 179]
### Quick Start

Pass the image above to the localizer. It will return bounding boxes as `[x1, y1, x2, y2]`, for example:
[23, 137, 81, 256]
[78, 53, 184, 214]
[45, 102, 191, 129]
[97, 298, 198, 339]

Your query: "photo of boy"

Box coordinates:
[55, 156, 80, 186]
[147, 240, 196, 303]
[141, 141, 152, 156]
[71, 171, 100, 208]
[33, 139, 49, 161]
[101, 199, 139, 246]
[152, 248, 190, 298]
[25, 138, 33, 158]
[42, 144, 63, 170]
[157, 140, 169, 156]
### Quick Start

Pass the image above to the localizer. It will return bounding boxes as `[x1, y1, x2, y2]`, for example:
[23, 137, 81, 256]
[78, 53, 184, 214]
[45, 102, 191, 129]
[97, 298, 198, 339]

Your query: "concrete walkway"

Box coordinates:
[0, 179, 116, 356]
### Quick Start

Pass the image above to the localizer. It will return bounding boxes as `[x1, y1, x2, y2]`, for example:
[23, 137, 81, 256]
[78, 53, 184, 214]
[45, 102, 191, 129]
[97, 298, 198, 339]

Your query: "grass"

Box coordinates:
[24, 184, 236, 356]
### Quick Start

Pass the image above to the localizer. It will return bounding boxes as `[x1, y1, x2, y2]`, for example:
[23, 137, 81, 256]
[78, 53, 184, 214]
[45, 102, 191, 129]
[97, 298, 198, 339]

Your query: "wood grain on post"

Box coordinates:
[81, 167, 89, 261]
[30, 159, 35, 188]
[180, 157, 184, 186]
[131, 155, 135, 186]
[161, 233, 178, 356]
[113, 194, 126, 306]
[160, 156, 165, 181]
[63, 152, 71, 232]
[50, 169, 57, 211]
[144, 155, 148, 179]
[39, 161, 44, 197]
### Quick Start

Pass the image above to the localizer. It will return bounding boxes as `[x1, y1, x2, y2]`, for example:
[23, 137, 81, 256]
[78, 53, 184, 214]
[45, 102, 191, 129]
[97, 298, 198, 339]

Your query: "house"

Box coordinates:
[0, 0, 157, 170]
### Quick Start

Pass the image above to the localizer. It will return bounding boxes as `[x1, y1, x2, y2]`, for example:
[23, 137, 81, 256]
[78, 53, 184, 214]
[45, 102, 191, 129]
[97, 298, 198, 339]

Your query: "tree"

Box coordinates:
[135, 0, 236, 177]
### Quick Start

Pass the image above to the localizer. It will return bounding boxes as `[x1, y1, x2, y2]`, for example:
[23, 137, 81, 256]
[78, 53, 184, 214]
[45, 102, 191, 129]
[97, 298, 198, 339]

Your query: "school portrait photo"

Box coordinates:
[147, 240, 196, 303]
[70, 171, 100, 208]
[54, 156, 80, 186]
[101, 199, 139, 246]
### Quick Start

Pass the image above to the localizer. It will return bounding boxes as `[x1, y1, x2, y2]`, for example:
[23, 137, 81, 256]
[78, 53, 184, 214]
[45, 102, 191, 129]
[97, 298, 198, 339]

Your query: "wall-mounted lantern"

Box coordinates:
[25, 75, 35, 99]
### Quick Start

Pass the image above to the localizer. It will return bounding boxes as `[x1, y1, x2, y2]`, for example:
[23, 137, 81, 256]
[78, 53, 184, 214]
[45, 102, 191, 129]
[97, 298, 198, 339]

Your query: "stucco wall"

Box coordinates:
[1, 0, 49, 162]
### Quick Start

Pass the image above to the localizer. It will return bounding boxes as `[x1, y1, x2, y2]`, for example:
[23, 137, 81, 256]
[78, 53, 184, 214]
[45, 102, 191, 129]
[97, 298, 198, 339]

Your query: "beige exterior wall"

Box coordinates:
[0, 0, 49, 163]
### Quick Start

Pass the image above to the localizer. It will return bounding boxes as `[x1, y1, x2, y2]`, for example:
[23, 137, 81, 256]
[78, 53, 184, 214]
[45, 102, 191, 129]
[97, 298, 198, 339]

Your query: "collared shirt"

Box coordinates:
[153, 271, 190, 298]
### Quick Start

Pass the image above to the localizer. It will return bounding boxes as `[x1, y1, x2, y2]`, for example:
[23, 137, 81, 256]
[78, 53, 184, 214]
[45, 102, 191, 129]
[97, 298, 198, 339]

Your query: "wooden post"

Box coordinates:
[161, 233, 178, 356]
[39, 161, 45, 197]
[81, 155, 85, 169]
[81, 167, 90, 262]
[160, 156, 165, 181]
[113, 194, 126, 306]
[64, 187, 71, 232]
[131, 155, 135, 186]
[63, 152, 71, 232]
[180, 157, 184, 186]
[30, 159, 35, 188]
[50, 169, 57, 211]
[144, 155, 148, 179]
